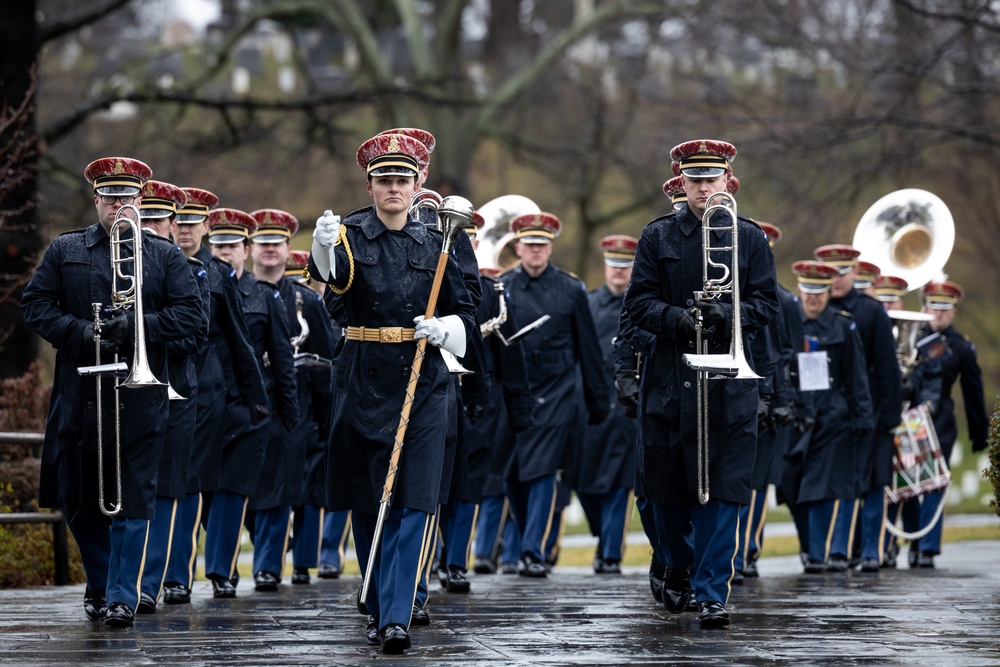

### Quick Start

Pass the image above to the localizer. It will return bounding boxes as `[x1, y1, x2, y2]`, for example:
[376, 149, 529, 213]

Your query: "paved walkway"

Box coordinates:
[1, 539, 998, 666]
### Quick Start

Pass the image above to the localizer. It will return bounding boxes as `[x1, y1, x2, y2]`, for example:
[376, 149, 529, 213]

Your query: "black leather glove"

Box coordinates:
[614, 370, 639, 419]
[465, 403, 485, 424]
[795, 415, 815, 434]
[588, 410, 609, 426]
[82, 323, 119, 355]
[695, 301, 732, 339]
[675, 309, 697, 342]
[757, 395, 772, 432]
[101, 312, 133, 351]
[249, 404, 269, 426]
[770, 405, 795, 430]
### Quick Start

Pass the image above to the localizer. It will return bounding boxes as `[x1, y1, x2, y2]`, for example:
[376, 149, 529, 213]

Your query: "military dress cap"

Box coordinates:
[465, 210, 486, 238]
[356, 133, 431, 178]
[139, 180, 187, 219]
[813, 244, 861, 274]
[250, 208, 299, 243]
[176, 187, 220, 224]
[792, 260, 839, 294]
[84, 157, 152, 196]
[286, 250, 311, 279]
[510, 212, 562, 245]
[854, 260, 881, 289]
[600, 234, 638, 268]
[376, 127, 436, 154]
[757, 221, 782, 246]
[207, 208, 256, 245]
[727, 175, 741, 195]
[922, 280, 964, 310]
[669, 139, 737, 178]
[662, 176, 687, 210]
[874, 275, 908, 302]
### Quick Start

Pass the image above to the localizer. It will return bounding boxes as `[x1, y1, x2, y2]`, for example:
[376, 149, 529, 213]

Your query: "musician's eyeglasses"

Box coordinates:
[98, 195, 136, 205]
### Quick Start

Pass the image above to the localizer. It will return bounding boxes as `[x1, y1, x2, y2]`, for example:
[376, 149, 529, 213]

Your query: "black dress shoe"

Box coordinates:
[860, 557, 880, 573]
[209, 574, 236, 599]
[446, 567, 471, 593]
[410, 604, 430, 626]
[317, 563, 341, 579]
[136, 591, 157, 614]
[381, 624, 411, 654]
[917, 552, 935, 568]
[230, 570, 240, 587]
[731, 570, 745, 585]
[291, 567, 311, 584]
[437, 566, 449, 588]
[105, 602, 135, 628]
[826, 556, 849, 572]
[519, 553, 548, 578]
[366, 615, 380, 646]
[848, 557, 861, 570]
[356, 585, 369, 615]
[908, 547, 919, 568]
[883, 541, 898, 568]
[84, 587, 107, 620]
[803, 560, 826, 574]
[649, 557, 665, 603]
[595, 559, 621, 574]
[662, 568, 693, 614]
[743, 560, 759, 578]
[162, 583, 191, 604]
[254, 570, 280, 592]
[474, 557, 497, 574]
[698, 600, 730, 628]
[501, 562, 517, 575]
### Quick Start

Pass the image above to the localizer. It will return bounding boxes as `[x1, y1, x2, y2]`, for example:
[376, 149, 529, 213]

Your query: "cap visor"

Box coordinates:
[680, 167, 726, 178]
[209, 233, 247, 245]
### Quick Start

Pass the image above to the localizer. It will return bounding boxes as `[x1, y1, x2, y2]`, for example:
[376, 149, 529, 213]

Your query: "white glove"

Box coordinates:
[413, 314, 467, 358]
[310, 209, 341, 281]
[313, 210, 341, 248]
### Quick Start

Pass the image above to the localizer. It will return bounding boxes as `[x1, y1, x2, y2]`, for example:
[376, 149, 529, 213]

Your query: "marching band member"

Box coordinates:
[203, 208, 299, 598]
[914, 280, 988, 567]
[576, 235, 640, 574]
[814, 244, 900, 572]
[135, 181, 209, 613]
[623, 139, 778, 627]
[501, 212, 610, 578]
[161, 188, 268, 604]
[786, 261, 872, 573]
[308, 132, 475, 654]
[22, 157, 202, 627]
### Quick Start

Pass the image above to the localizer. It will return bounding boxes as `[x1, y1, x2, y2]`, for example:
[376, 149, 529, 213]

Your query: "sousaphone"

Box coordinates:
[474, 194, 541, 271]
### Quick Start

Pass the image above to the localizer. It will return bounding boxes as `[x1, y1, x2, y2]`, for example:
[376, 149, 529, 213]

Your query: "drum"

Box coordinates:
[885, 404, 950, 504]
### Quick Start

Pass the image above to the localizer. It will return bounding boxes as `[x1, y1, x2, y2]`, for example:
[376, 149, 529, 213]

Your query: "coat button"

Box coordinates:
[368, 367, 377, 376]
[685, 299, 693, 306]
[537, 397, 546, 405]
[372, 301, 380, 310]
[687, 341, 694, 348]
[405, 303, 414, 313]
[86, 401, 95, 410]
[367, 256, 373, 262]
[683, 381, 691, 388]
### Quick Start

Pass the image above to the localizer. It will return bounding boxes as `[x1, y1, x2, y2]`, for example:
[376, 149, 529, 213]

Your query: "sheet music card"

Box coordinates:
[797, 351, 830, 391]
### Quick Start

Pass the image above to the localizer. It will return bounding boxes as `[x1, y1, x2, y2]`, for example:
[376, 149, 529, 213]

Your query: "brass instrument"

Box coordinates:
[681, 192, 761, 505]
[886, 310, 935, 383]
[290, 289, 333, 369]
[360, 195, 476, 605]
[473, 194, 541, 272]
[480, 279, 508, 338]
[77, 204, 166, 516]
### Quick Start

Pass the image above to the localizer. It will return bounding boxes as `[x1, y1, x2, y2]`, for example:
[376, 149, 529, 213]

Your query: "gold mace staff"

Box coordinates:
[359, 194, 475, 605]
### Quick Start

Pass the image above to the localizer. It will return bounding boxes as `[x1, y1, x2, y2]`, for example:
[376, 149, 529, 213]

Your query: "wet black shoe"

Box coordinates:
[356, 585, 369, 615]
[209, 574, 236, 599]
[595, 559, 621, 574]
[917, 552, 935, 568]
[662, 568, 692, 614]
[381, 624, 411, 654]
[366, 615, 380, 646]
[410, 604, 430, 626]
[519, 553, 548, 578]
[437, 566, 449, 588]
[446, 567, 471, 593]
[649, 556, 665, 603]
[84, 587, 107, 620]
[254, 570, 279, 592]
[826, 557, 849, 572]
[698, 601, 730, 628]
[474, 557, 497, 574]
[731, 569, 745, 585]
[860, 558, 880, 573]
[743, 560, 760, 578]
[501, 562, 518, 575]
[804, 560, 826, 574]
[882, 542, 898, 569]
[162, 583, 191, 604]
[291, 567, 311, 584]
[317, 563, 341, 579]
[136, 591, 157, 614]
[105, 602, 135, 628]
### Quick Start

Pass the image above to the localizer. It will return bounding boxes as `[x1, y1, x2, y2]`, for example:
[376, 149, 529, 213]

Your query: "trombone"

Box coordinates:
[682, 192, 761, 505]
[77, 204, 166, 516]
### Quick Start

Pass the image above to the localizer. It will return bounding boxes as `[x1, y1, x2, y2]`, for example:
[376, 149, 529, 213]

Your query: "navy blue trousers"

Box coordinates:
[578, 487, 632, 562]
[106, 516, 151, 611]
[736, 489, 768, 571]
[662, 500, 738, 604]
[320, 509, 352, 570]
[140, 496, 178, 600]
[203, 490, 247, 580]
[508, 474, 557, 562]
[248, 505, 292, 577]
[806, 499, 837, 564]
[163, 492, 201, 587]
[292, 505, 324, 569]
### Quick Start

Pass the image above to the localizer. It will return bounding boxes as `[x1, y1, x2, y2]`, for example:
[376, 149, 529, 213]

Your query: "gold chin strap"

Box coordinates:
[327, 224, 355, 295]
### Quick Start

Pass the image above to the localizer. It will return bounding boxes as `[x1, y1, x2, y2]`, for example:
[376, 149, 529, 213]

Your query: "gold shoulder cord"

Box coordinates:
[327, 223, 355, 295]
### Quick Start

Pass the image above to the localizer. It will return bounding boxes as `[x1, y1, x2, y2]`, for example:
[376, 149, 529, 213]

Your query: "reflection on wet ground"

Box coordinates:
[1, 541, 998, 665]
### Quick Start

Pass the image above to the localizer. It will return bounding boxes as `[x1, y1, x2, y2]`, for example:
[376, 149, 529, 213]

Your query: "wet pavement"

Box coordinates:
[1, 540, 998, 666]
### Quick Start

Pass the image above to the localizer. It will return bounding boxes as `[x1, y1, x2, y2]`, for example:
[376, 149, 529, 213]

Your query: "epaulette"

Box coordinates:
[553, 264, 584, 286]
[211, 255, 233, 267]
[257, 279, 280, 290]
[186, 256, 204, 268]
[58, 228, 87, 237]
[292, 280, 319, 296]
[342, 205, 372, 226]
[141, 229, 173, 243]
[837, 309, 853, 318]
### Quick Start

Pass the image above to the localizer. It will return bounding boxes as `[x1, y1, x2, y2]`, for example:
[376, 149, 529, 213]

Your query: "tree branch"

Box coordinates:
[38, 0, 135, 44]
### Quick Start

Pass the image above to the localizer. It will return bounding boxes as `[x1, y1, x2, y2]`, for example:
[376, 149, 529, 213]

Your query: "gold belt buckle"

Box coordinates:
[379, 327, 403, 343]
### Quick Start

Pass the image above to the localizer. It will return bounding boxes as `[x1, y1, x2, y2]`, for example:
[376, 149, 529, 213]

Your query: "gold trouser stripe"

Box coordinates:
[845, 499, 860, 556]
[876, 493, 888, 562]
[461, 505, 481, 570]
[726, 509, 740, 605]
[278, 511, 294, 579]
[416, 509, 440, 590]
[619, 490, 635, 561]
[407, 512, 436, 628]
[491, 497, 511, 562]
[338, 511, 353, 564]
[826, 500, 841, 562]
[313, 507, 326, 567]
[187, 495, 203, 588]
[753, 494, 769, 555]
[155, 499, 179, 598]
[228, 497, 250, 580]
[538, 477, 559, 561]
[345, 326, 416, 342]
[134, 519, 152, 605]
[741, 490, 756, 566]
